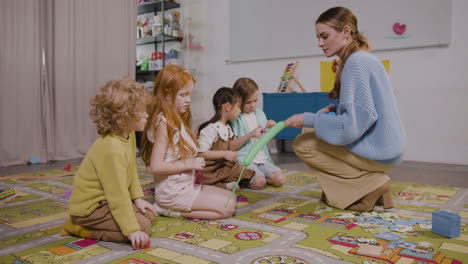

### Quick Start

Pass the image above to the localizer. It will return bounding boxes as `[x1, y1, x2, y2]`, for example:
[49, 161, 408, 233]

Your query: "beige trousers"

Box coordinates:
[72, 201, 155, 242]
[293, 129, 394, 209]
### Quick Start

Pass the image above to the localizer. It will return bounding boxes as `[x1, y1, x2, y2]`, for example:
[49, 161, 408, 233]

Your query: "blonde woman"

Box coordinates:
[286, 7, 406, 212]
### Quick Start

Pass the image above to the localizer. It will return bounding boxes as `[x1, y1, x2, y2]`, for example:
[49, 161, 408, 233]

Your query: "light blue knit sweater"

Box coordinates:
[230, 109, 273, 165]
[303, 51, 406, 165]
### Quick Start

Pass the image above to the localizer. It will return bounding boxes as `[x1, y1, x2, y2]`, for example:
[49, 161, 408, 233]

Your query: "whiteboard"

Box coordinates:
[229, 0, 451, 62]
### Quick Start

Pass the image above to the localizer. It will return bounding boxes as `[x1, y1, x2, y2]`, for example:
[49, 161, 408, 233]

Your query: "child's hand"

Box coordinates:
[128, 231, 150, 250]
[249, 126, 263, 139]
[266, 120, 276, 129]
[133, 198, 157, 216]
[224, 151, 237, 161]
[187, 157, 205, 170]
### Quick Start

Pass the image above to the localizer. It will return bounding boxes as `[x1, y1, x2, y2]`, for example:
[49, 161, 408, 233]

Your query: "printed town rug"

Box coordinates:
[0, 159, 467, 264]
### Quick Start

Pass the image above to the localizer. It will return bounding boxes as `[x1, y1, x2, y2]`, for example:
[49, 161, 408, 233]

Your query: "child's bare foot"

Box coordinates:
[226, 182, 237, 190]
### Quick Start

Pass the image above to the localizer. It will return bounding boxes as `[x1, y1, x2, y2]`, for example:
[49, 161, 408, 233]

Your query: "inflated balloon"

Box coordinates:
[225, 167, 245, 207]
[242, 121, 286, 166]
[225, 121, 286, 208]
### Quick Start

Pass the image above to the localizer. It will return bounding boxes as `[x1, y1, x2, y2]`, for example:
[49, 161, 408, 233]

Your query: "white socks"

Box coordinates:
[226, 182, 237, 190]
[153, 203, 181, 218]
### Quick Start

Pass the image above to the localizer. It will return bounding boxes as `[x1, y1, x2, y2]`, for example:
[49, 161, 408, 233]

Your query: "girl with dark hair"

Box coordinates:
[197, 87, 254, 190]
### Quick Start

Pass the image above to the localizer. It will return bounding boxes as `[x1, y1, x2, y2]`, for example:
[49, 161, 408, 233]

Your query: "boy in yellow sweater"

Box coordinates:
[62, 79, 156, 250]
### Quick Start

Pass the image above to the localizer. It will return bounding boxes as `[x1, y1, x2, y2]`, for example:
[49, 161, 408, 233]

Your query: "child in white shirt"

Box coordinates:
[197, 87, 255, 190]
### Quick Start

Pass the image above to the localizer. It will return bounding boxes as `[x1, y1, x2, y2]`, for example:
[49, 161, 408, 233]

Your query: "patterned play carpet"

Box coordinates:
[0, 159, 467, 264]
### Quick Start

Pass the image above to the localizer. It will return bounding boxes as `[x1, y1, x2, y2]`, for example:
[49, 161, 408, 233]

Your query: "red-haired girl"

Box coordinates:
[141, 65, 236, 219]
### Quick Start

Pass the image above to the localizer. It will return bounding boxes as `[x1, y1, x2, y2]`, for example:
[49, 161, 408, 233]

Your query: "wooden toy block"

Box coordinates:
[356, 244, 383, 257]
[51, 188, 67, 195]
[432, 210, 461, 238]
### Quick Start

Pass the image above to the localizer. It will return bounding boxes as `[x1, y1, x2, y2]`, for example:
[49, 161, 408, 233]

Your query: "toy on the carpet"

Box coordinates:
[141, 240, 151, 249]
[0, 188, 16, 201]
[64, 189, 73, 200]
[432, 210, 460, 238]
[28, 156, 41, 164]
[63, 163, 72, 171]
[225, 121, 286, 207]
[50, 188, 67, 195]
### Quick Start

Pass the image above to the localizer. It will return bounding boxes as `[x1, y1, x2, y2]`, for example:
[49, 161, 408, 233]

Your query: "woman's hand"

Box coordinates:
[320, 104, 336, 113]
[285, 114, 304, 128]
[133, 198, 157, 216]
[128, 231, 150, 250]
[224, 150, 238, 161]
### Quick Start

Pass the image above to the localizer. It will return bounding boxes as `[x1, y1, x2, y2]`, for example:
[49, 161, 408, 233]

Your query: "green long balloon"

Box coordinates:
[225, 121, 286, 207]
[242, 121, 286, 166]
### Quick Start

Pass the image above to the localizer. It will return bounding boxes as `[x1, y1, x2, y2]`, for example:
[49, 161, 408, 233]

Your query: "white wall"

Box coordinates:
[186, 0, 468, 165]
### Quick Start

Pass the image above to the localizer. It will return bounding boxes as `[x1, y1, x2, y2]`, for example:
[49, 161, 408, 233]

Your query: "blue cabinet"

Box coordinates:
[262, 92, 335, 140]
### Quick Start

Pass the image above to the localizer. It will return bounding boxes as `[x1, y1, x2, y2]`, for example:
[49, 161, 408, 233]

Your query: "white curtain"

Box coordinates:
[51, 0, 137, 160]
[0, 0, 137, 166]
[0, 0, 45, 166]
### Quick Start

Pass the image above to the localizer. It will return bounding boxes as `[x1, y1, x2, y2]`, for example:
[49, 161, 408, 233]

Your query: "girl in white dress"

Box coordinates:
[141, 65, 236, 219]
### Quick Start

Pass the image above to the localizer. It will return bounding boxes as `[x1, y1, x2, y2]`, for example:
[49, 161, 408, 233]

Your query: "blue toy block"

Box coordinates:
[432, 210, 460, 238]
[29, 156, 41, 164]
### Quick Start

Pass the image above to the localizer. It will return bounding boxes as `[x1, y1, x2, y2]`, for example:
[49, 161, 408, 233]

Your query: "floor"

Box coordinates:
[1, 152, 467, 188]
[272, 152, 468, 188]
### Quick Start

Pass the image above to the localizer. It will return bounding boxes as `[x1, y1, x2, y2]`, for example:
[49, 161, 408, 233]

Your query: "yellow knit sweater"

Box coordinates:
[69, 132, 144, 237]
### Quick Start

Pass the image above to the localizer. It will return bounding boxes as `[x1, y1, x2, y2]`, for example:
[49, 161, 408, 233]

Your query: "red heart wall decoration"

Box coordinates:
[393, 23, 406, 35]
[332, 59, 338, 73]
